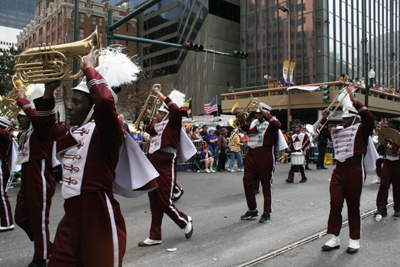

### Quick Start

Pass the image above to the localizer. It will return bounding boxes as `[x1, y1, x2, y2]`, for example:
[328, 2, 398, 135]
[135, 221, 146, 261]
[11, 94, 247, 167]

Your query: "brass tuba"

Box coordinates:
[229, 98, 259, 129]
[0, 75, 35, 120]
[15, 27, 101, 84]
[130, 83, 162, 133]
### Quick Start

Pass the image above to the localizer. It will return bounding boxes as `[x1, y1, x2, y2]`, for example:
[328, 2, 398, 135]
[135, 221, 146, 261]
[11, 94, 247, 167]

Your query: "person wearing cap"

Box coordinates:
[33, 48, 130, 266]
[227, 129, 244, 172]
[319, 87, 375, 254]
[284, 123, 310, 183]
[375, 118, 400, 218]
[139, 89, 193, 247]
[217, 128, 228, 171]
[199, 145, 216, 173]
[206, 127, 218, 167]
[239, 101, 284, 223]
[0, 117, 14, 233]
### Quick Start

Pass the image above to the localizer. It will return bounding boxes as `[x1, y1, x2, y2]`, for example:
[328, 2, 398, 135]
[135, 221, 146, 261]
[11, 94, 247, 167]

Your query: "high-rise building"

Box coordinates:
[241, 0, 399, 90]
[0, 0, 37, 30]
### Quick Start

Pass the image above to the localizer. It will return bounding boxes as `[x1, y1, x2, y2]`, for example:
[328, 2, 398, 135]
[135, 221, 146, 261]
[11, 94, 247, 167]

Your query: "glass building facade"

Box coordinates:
[0, 0, 37, 29]
[242, 0, 399, 90]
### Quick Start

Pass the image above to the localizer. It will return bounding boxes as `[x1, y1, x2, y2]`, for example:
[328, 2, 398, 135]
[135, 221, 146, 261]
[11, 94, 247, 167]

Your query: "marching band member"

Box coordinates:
[139, 89, 195, 246]
[0, 117, 14, 232]
[239, 102, 287, 223]
[375, 118, 400, 218]
[34, 48, 131, 266]
[285, 123, 310, 183]
[15, 85, 56, 267]
[302, 125, 313, 170]
[319, 87, 376, 254]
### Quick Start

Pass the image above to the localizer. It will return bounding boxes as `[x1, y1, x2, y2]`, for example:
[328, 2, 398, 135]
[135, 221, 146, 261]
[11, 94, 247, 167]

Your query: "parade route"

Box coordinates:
[1, 163, 398, 267]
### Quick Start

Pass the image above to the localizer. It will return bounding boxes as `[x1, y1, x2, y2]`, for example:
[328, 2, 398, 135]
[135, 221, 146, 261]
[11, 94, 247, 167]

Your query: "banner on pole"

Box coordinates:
[283, 60, 290, 84]
[289, 61, 296, 85]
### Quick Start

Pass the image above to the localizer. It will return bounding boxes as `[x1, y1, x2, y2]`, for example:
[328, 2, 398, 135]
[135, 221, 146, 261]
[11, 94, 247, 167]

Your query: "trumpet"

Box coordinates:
[306, 86, 355, 135]
[15, 27, 101, 84]
[229, 98, 259, 129]
[131, 83, 162, 133]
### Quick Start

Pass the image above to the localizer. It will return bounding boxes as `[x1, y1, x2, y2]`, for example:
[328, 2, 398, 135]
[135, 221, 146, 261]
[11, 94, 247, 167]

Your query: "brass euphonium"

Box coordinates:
[0, 75, 34, 120]
[130, 83, 162, 133]
[15, 27, 101, 84]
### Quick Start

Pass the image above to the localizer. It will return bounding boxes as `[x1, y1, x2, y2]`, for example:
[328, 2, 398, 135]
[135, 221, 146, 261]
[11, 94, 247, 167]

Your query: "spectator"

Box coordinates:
[118, 113, 130, 132]
[200, 145, 215, 173]
[185, 126, 192, 138]
[217, 128, 228, 172]
[339, 74, 346, 81]
[354, 77, 360, 85]
[207, 127, 218, 166]
[215, 124, 221, 137]
[360, 77, 366, 88]
[241, 132, 249, 145]
[316, 134, 329, 170]
[200, 125, 208, 140]
[227, 129, 244, 172]
[191, 126, 203, 141]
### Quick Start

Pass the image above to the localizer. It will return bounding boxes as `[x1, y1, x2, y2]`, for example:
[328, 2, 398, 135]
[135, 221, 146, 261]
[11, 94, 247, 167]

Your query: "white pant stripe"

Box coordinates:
[40, 159, 48, 259]
[168, 153, 188, 224]
[0, 159, 10, 225]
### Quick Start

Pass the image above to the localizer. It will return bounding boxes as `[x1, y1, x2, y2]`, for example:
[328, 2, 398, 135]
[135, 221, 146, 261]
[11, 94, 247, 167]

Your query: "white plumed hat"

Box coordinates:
[256, 102, 272, 113]
[158, 90, 186, 114]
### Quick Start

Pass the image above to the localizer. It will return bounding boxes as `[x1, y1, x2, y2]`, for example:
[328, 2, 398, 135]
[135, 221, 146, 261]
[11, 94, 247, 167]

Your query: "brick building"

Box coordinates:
[16, 0, 139, 121]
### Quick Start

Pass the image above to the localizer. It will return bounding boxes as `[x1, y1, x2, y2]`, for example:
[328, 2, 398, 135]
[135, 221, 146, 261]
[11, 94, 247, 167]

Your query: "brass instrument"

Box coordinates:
[228, 98, 259, 129]
[306, 86, 355, 135]
[15, 27, 101, 84]
[378, 128, 400, 156]
[131, 83, 162, 133]
[0, 75, 34, 119]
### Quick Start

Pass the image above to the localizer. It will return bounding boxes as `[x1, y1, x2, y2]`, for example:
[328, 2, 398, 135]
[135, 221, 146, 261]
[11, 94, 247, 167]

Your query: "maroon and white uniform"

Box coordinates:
[241, 114, 281, 213]
[35, 68, 126, 267]
[376, 131, 400, 213]
[287, 132, 310, 180]
[0, 127, 13, 228]
[320, 101, 374, 240]
[145, 97, 190, 241]
[15, 98, 55, 261]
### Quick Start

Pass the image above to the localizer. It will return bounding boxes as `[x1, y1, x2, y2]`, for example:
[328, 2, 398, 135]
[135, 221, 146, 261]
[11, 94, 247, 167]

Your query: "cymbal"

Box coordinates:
[378, 127, 400, 156]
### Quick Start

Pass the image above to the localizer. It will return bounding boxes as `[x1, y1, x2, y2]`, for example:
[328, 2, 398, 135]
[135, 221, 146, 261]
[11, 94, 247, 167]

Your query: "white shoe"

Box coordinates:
[138, 237, 162, 247]
[237, 169, 244, 172]
[0, 224, 14, 232]
[227, 169, 235, 173]
[184, 216, 193, 239]
[205, 169, 211, 173]
[210, 169, 216, 173]
[347, 238, 360, 254]
[372, 176, 381, 184]
[321, 235, 340, 251]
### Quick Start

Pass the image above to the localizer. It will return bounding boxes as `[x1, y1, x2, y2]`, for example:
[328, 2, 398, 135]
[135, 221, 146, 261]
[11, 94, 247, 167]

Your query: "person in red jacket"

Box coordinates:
[138, 89, 193, 247]
[16, 86, 55, 267]
[0, 117, 14, 232]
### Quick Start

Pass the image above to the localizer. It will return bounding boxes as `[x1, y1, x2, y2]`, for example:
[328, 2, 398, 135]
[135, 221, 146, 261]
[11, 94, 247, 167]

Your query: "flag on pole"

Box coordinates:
[204, 96, 218, 114]
[187, 109, 192, 117]
[231, 102, 238, 115]
[181, 102, 190, 111]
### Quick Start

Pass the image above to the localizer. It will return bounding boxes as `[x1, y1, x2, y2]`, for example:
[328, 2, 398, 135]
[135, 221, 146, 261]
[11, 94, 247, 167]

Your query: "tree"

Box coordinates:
[0, 46, 21, 96]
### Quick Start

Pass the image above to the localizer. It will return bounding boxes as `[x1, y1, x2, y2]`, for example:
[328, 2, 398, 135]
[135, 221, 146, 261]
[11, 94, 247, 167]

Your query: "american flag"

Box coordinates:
[204, 96, 218, 114]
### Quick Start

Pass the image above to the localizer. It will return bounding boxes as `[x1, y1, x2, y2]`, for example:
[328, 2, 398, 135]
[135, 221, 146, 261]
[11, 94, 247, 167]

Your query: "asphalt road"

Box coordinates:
[1, 162, 398, 267]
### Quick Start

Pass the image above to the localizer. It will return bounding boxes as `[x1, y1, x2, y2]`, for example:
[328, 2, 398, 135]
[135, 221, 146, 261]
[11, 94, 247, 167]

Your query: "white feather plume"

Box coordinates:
[26, 84, 45, 102]
[95, 45, 141, 88]
[168, 90, 185, 108]
[338, 90, 353, 111]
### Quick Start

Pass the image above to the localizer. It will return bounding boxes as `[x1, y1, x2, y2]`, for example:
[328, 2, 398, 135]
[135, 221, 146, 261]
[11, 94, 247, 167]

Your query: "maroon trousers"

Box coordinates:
[376, 158, 384, 177]
[376, 160, 400, 212]
[15, 159, 55, 260]
[243, 146, 275, 213]
[287, 165, 306, 180]
[48, 191, 126, 267]
[327, 155, 365, 240]
[147, 151, 189, 240]
[0, 159, 13, 227]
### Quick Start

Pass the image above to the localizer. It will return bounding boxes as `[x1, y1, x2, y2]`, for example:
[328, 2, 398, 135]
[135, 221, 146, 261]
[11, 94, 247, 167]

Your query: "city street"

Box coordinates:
[1, 163, 398, 267]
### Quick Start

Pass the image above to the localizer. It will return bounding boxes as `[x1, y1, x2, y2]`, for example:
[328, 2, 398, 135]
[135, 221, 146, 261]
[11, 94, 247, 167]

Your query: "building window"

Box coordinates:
[92, 15, 97, 25]
[99, 32, 103, 41]
[126, 23, 129, 31]
[47, 21, 50, 32]
[98, 17, 102, 26]
[80, 13, 84, 22]
[79, 28, 84, 39]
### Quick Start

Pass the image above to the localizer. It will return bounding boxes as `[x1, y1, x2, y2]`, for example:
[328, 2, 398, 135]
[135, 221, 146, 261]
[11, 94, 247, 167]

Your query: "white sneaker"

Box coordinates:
[205, 169, 211, 173]
[138, 237, 162, 247]
[0, 224, 14, 232]
[227, 169, 235, 173]
[211, 169, 216, 173]
[184, 216, 193, 239]
[322, 235, 340, 251]
[372, 176, 381, 184]
[348, 238, 360, 249]
[237, 169, 244, 172]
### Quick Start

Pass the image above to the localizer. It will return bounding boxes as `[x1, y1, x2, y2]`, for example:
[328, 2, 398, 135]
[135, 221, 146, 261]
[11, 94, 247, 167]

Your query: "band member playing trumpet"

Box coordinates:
[285, 124, 310, 183]
[375, 118, 400, 218]
[0, 117, 14, 232]
[139, 89, 193, 247]
[239, 101, 284, 223]
[319, 87, 375, 254]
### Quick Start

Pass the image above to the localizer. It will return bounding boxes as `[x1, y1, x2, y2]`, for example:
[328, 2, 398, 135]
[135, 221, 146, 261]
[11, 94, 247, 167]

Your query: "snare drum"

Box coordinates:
[291, 152, 305, 165]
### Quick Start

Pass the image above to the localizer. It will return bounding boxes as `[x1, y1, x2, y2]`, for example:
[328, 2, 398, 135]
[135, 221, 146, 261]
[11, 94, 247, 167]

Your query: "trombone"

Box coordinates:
[229, 98, 259, 129]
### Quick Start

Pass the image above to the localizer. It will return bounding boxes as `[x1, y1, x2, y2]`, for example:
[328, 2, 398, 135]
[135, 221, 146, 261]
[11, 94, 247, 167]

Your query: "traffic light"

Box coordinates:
[322, 84, 330, 103]
[232, 51, 248, 58]
[184, 43, 204, 51]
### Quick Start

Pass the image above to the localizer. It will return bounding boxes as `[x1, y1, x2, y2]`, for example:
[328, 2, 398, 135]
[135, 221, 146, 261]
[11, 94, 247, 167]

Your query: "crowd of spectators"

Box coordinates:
[339, 73, 399, 96]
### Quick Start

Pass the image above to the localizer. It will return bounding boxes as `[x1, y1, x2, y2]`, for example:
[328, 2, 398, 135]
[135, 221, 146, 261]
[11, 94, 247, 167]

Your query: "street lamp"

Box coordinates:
[365, 69, 375, 107]
[279, 4, 291, 131]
